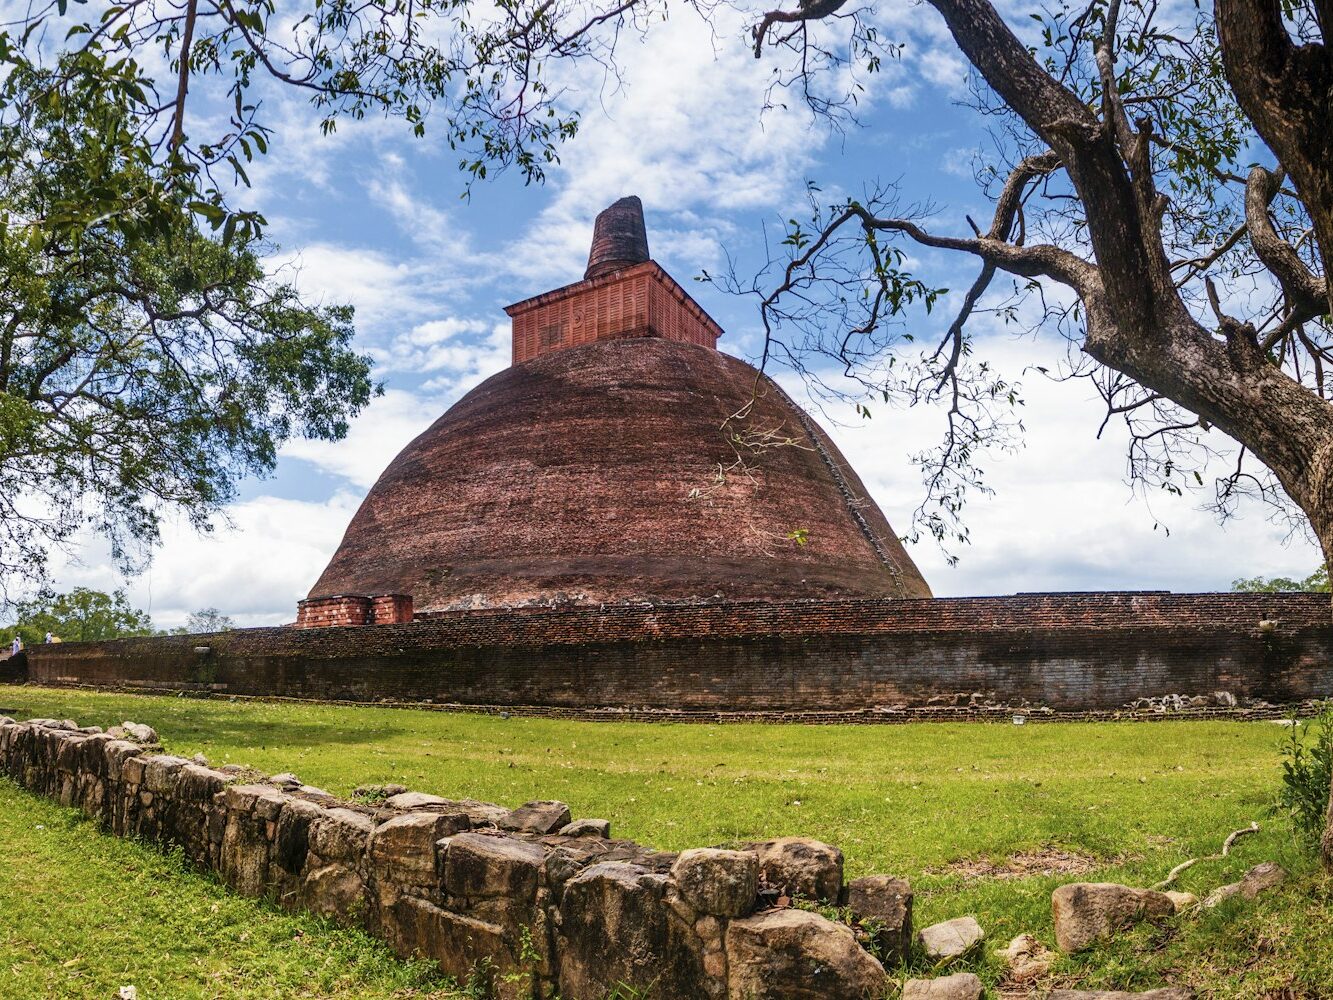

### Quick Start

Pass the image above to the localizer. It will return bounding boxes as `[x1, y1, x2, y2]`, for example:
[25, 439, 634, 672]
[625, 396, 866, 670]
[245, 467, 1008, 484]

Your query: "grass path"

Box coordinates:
[0, 781, 461, 998]
[2, 687, 1331, 996]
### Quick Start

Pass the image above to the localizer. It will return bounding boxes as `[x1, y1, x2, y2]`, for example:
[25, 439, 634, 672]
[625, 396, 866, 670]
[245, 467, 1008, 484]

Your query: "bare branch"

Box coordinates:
[752, 0, 851, 58]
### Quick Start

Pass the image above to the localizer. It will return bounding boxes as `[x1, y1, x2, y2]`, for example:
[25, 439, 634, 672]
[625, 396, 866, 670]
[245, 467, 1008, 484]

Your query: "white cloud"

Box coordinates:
[51, 494, 364, 629]
[275, 242, 443, 333]
[365, 164, 466, 256]
[488, 8, 833, 286]
[919, 47, 969, 92]
[792, 333, 1322, 597]
[280, 388, 443, 489]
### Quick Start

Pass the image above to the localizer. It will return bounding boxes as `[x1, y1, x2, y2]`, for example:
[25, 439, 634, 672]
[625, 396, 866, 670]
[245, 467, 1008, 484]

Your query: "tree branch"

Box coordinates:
[752, 0, 852, 58]
[1245, 165, 1327, 323]
[168, 0, 199, 151]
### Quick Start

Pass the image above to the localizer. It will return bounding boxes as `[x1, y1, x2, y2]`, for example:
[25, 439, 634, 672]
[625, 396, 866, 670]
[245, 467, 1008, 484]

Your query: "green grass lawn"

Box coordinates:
[2, 686, 1331, 998]
[0, 782, 464, 999]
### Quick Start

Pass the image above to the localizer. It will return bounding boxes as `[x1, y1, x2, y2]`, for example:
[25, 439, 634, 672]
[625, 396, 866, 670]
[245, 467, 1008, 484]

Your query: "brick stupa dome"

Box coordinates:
[303, 199, 930, 618]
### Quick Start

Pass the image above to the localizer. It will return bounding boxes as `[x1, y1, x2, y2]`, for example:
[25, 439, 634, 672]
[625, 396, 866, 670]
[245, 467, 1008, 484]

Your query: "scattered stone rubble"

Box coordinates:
[0, 715, 1296, 999]
[903, 972, 983, 1000]
[919, 915, 985, 960]
[997, 933, 1054, 983]
[844, 874, 913, 964]
[1117, 691, 1333, 720]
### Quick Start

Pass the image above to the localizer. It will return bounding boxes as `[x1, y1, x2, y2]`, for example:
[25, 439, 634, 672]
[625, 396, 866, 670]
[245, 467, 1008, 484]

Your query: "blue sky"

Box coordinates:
[49, 1, 1323, 626]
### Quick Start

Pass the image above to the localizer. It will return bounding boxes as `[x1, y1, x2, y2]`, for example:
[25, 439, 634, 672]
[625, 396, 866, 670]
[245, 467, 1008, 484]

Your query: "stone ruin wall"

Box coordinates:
[16, 593, 1333, 720]
[0, 716, 906, 1000]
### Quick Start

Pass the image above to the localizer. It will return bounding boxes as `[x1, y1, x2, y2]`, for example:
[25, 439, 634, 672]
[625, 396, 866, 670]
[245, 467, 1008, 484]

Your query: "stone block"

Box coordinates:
[558, 862, 714, 1000]
[121, 755, 148, 786]
[903, 972, 983, 1000]
[367, 812, 454, 885]
[310, 808, 374, 865]
[544, 845, 596, 901]
[273, 797, 324, 878]
[1052, 883, 1174, 953]
[176, 764, 233, 802]
[106, 721, 159, 744]
[747, 837, 844, 902]
[102, 741, 144, 782]
[142, 755, 190, 794]
[443, 831, 543, 903]
[384, 896, 530, 999]
[220, 811, 272, 897]
[74, 733, 115, 776]
[559, 818, 611, 838]
[302, 863, 368, 923]
[384, 791, 450, 811]
[223, 783, 288, 820]
[725, 908, 885, 1000]
[671, 848, 759, 918]
[498, 800, 571, 834]
[918, 916, 984, 960]
[844, 874, 912, 966]
[54, 734, 89, 772]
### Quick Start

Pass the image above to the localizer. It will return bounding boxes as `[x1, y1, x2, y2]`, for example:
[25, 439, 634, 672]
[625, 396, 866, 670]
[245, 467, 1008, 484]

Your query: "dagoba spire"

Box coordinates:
[584, 196, 650, 279]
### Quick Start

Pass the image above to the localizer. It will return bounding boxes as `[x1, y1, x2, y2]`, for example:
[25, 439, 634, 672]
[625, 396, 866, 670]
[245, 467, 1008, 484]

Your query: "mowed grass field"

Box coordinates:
[1, 686, 1331, 999]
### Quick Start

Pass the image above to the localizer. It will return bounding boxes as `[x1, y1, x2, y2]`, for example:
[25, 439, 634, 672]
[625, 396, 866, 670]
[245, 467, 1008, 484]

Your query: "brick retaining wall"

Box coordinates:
[17, 592, 1333, 717]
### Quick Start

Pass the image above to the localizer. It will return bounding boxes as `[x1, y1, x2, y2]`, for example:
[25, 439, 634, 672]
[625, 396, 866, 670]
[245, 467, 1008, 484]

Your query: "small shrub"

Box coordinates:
[1272, 701, 1333, 845]
[461, 957, 496, 999]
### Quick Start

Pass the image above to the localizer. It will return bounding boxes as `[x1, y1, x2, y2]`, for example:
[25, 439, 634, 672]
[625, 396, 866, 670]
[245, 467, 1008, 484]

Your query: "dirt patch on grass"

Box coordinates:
[929, 846, 1102, 880]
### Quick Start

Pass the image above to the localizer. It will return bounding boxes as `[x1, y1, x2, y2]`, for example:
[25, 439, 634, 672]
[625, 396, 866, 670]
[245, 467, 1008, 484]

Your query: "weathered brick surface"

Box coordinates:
[295, 594, 414, 629]
[507, 261, 721, 364]
[583, 196, 651, 280]
[371, 594, 414, 625]
[294, 595, 371, 628]
[306, 338, 931, 612]
[18, 591, 1333, 716]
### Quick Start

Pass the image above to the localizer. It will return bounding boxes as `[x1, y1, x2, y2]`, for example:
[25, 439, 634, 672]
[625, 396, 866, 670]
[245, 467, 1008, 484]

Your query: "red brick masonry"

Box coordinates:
[18, 592, 1333, 718]
[506, 261, 722, 364]
[294, 594, 414, 629]
[307, 338, 931, 611]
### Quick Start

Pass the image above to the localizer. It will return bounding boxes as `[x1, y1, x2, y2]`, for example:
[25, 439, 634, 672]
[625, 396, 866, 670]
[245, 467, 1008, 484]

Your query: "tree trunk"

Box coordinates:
[919, 0, 1333, 599]
[1215, 0, 1333, 313]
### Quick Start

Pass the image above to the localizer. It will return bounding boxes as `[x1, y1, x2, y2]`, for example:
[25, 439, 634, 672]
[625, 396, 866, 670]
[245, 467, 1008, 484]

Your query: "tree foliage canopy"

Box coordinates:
[0, 36, 379, 589]
[168, 607, 236, 634]
[4, 586, 153, 647]
[5, 0, 1332, 571]
[1232, 565, 1331, 592]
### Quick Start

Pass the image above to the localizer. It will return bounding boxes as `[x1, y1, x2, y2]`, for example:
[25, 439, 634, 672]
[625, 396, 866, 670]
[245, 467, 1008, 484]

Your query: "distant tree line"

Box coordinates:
[2, 588, 235, 648]
[1232, 567, 1331, 594]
